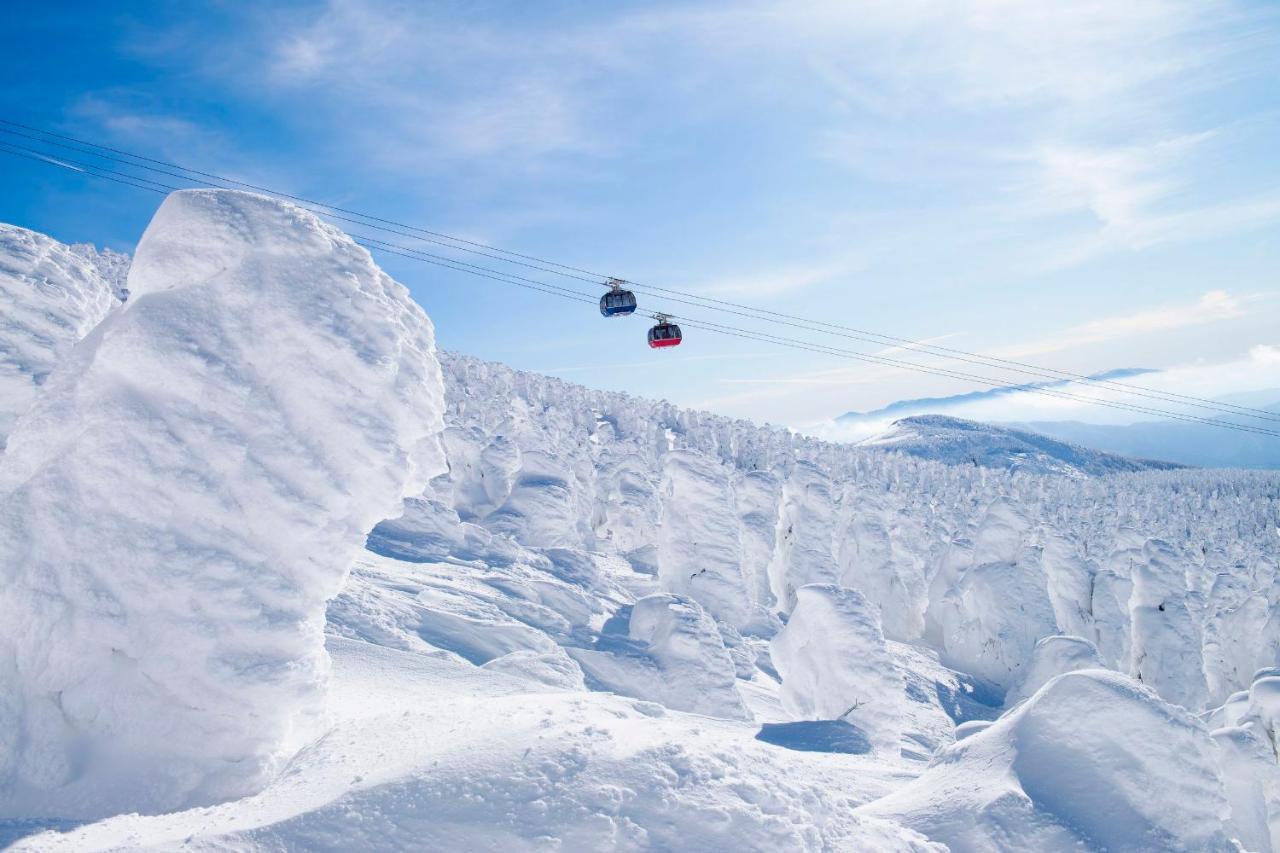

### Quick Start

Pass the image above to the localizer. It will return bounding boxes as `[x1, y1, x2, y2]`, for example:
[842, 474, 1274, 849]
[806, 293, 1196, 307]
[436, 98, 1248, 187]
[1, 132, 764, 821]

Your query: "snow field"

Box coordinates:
[9, 636, 941, 852]
[2, 199, 1279, 851]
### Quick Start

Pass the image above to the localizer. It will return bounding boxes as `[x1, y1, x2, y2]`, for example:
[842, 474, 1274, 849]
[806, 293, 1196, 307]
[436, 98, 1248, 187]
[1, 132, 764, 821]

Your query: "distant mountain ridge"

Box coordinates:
[837, 368, 1158, 424]
[838, 370, 1280, 470]
[858, 414, 1185, 477]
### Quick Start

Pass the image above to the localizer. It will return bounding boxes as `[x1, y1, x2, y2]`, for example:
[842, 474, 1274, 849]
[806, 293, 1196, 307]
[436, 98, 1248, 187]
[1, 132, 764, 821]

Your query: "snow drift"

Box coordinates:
[862, 669, 1237, 851]
[0, 190, 446, 819]
[1209, 670, 1280, 852]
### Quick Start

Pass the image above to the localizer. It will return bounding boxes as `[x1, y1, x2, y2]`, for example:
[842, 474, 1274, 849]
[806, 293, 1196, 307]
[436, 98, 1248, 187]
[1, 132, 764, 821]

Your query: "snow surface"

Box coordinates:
[8, 637, 940, 852]
[0, 191, 446, 820]
[3, 199, 1280, 851]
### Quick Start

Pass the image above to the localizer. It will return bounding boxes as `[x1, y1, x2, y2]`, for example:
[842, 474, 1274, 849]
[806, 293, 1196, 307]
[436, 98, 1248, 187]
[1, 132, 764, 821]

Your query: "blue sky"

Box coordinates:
[3, 0, 1279, 430]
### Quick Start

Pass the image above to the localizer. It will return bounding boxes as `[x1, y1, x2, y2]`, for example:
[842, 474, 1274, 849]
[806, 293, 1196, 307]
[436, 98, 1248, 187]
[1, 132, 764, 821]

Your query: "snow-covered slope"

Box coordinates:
[858, 414, 1184, 476]
[4, 203, 1280, 851]
[10, 637, 940, 853]
[416, 352, 1278, 706]
[0, 224, 126, 451]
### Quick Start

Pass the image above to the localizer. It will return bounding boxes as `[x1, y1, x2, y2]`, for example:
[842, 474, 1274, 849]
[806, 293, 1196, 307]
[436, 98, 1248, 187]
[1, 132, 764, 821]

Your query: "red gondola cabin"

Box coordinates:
[648, 317, 682, 349]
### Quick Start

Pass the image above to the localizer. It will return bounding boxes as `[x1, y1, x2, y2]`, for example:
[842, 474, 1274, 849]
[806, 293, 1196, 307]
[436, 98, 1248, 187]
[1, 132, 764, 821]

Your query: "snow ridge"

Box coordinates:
[858, 413, 1185, 476]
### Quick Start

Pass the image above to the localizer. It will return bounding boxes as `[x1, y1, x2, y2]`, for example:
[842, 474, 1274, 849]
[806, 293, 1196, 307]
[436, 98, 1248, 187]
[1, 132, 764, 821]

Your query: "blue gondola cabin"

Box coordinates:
[600, 279, 638, 317]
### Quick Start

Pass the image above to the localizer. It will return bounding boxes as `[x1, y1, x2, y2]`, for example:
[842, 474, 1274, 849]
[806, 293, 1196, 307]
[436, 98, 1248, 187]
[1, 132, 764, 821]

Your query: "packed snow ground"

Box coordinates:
[7, 636, 936, 852]
[3, 192, 1280, 851]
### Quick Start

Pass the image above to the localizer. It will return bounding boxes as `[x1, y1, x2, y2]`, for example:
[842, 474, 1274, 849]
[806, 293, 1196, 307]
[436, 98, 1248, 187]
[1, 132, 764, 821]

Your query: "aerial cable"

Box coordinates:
[671, 319, 1280, 438]
[2, 118, 1271, 424]
[0, 122, 606, 284]
[0, 142, 601, 311]
[334, 233, 1280, 437]
[639, 314, 1280, 438]
[366, 221, 1280, 434]
[3, 118, 1274, 423]
[3, 139, 1277, 438]
[593, 279, 1280, 423]
[0, 142, 179, 198]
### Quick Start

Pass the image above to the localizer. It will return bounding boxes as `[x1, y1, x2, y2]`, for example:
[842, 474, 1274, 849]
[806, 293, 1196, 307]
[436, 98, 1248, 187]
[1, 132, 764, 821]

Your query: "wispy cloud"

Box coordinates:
[1006, 131, 1280, 267]
[993, 290, 1249, 359]
[254, 1, 617, 170]
[693, 290, 1268, 420]
[692, 260, 863, 299]
[810, 342, 1280, 440]
[55, 0, 1278, 430]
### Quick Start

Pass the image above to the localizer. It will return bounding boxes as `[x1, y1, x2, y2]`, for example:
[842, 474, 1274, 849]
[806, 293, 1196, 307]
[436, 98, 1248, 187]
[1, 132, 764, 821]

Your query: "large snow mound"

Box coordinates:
[0, 190, 446, 820]
[0, 224, 124, 451]
[862, 669, 1236, 851]
[771, 584, 904, 752]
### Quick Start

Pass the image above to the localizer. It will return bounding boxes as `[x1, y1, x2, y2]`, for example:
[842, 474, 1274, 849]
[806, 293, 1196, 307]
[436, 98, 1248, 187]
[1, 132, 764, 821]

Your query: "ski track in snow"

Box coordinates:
[3, 193, 1280, 851]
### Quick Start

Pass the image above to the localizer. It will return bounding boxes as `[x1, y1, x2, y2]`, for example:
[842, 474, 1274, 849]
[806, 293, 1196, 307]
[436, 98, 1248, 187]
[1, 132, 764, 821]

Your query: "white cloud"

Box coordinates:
[1027, 136, 1207, 230]
[947, 346, 1280, 425]
[1251, 344, 1280, 365]
[807, 342, 1280, 440]
[67, 97, 243, 178]
[993, 290, 1247, 359]
[692, 260, 863, 299]
[254, 1, 613, 169]
[694, 289, 1270, 424]
[1005, 132, 1280, 268]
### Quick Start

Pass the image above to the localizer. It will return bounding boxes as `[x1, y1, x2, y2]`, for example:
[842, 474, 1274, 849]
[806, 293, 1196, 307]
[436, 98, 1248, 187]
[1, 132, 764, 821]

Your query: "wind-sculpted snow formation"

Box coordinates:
[351, 351, 1279, 848]
[424, 351, 1280, 710]
[0, 190, 446, 819]
[0, 224, 126, 450]
[4, 205, 1280, 850]
[771, 584, 904, 751]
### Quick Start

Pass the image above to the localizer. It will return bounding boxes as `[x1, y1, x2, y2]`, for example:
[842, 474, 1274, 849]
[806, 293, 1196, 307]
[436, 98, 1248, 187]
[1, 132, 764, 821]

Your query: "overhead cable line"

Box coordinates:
[337, 230, 1280, 438]
[2, 118, 1271, 425]
[3, 131, 1277, 438]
